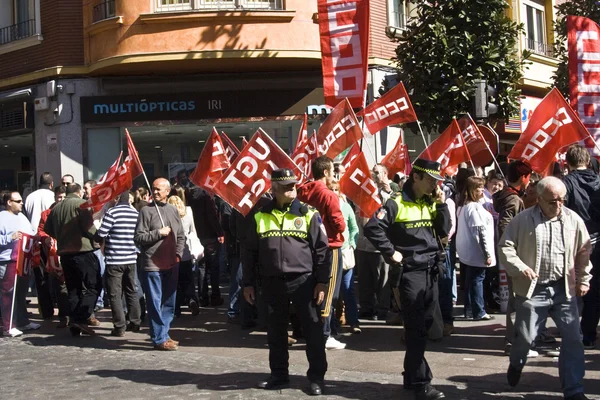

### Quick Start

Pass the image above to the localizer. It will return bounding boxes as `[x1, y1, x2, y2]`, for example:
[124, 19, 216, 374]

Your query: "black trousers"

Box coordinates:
[61, 251, 101, 324]
[401, 268, 438, 389]
[262, 273, 327, 382]
[581, 244, 600, 343]
[105, 263, 141, 329]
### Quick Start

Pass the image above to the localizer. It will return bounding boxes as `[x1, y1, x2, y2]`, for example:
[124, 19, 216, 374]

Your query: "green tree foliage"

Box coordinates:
[392, 0, 529, 133]
[552, 0, 600, 99]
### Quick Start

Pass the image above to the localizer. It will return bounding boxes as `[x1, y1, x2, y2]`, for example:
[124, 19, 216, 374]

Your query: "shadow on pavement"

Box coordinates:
[87, 369, 406, 399]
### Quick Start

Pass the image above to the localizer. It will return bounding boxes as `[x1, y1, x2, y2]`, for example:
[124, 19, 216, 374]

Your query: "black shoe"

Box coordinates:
[69, 326, 81, 337]
[189, 300, 200, 316]
[565, 393, 589, 400]
[210, 296, 224, 307]
[309, 381, 323, 396]
[415, 384, 445, 400]
[199, 297, 210, 307]
[241, 320, 258, 330]
[507, 364, 522, 387]
[126, 322, 140, 332]
[257, 376, 290, 390]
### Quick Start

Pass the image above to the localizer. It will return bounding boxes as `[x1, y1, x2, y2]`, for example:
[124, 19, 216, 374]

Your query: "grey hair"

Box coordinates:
[536, 176, 566, 197]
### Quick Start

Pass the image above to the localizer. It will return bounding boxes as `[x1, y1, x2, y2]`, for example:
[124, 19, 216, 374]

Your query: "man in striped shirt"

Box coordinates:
[94, 191, 141, 336]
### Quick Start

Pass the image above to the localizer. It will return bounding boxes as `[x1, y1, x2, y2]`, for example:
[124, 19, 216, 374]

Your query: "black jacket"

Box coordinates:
[188, 188, 223, 241]
[364, 182, 451, 270]
[243, 198, 331, 286]
[564, 169, 600, 235]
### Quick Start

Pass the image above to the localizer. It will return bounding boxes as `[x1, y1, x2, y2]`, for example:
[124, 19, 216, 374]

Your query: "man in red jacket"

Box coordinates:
[297, 156, 347, 350]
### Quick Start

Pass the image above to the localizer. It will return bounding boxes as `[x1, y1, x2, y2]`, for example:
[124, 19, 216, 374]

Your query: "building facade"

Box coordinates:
[0, 0, 406, 192]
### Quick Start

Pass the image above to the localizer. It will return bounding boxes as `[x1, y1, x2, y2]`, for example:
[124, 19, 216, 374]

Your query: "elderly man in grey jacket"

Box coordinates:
[500, 176, 592, 400]
[135, 178, 185, 351]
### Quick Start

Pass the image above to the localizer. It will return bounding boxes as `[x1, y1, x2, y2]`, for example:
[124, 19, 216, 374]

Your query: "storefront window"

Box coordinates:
[86, 127, 121, 181]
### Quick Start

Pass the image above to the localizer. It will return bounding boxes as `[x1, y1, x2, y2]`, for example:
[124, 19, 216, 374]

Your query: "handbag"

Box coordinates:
[187, 234, 204, 260]
[341, 246, 355, 270]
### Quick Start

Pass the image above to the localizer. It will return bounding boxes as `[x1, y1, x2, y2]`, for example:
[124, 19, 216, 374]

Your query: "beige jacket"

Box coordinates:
[499, 205, 592, 299]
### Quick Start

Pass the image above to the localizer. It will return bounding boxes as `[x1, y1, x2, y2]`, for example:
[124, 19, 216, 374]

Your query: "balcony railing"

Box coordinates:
[93, 0, 116, 23]
[156, 0, 284, 12]
[0, 19, 36, 46]
[526, 38, 554, 58]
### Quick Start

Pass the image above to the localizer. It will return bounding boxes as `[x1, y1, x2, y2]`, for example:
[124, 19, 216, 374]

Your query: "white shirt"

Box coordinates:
[456, 201, 496, 268]
[24, 188, 55, 232]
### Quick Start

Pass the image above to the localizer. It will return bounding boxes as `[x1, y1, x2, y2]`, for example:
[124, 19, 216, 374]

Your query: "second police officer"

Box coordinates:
[365, 158, 451, 400]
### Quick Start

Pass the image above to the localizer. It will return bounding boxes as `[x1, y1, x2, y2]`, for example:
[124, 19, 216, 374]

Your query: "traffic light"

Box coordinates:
[473, 79, 498, 120]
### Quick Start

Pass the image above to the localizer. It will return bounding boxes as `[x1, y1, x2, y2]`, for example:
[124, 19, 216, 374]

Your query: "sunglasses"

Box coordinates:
[10, 199, 22, 203]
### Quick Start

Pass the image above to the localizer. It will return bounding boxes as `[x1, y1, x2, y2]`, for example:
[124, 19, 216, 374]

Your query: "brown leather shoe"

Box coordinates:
[167, 338, 179, 346]
[154, 340, 178, 351]
[87, 317, 101, 327]
[287, 336, 297, 346]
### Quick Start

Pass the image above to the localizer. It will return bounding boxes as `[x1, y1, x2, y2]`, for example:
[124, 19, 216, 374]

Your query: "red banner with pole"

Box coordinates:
[318, 0, 370, 108]
[189, 128, 231, 193]
[340, 153, 382, 217]
[381, 138, 411, 178]
[220, 130, 241, 163]
[316, 98, 364, 159]
[358, 82, 418, 134]
[213, 129, 302, 216]
[421, 118, 470, 176]
[508, 88, 590, 174]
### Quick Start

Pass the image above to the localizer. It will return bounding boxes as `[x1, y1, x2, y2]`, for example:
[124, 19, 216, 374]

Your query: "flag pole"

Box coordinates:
[126, 129, 165, 227]
[416, 120, 430, 149]
[9, 246, 19, 332]
[586, 132, 600, 155]
[480, 122, 506, 179]
[458, 126, 478, 174]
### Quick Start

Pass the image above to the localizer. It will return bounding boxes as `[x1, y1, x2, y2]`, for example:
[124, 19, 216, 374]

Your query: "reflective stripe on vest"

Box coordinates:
[393, 196, 437, 229]
[255, 207, 315, 239]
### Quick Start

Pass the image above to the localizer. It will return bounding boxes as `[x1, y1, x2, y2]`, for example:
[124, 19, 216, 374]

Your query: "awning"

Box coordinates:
[0, 88, 32, 104]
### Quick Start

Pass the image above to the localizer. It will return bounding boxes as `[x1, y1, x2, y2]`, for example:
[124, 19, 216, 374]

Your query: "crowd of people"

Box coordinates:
[0, 145, 598, 399]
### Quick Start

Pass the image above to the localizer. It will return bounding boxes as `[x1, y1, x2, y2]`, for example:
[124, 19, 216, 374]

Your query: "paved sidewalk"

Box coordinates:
[1, 302, 600, 399]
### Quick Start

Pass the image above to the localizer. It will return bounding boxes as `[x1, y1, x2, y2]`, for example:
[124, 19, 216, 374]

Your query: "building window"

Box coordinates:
[0, 0, 40, 46]
[92, 0, 116, 23]
[522, 0, 553, 57]
[388, 0, 406, 30]
[156, 0, 283, 12]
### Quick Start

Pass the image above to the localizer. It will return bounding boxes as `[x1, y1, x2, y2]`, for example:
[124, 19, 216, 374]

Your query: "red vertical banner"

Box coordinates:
[568, 16, 600, 155]
[318, 0, 370, 108]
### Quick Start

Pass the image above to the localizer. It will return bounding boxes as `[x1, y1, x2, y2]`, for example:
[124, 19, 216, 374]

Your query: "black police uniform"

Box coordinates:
[364, 166, 451, 391]
[243, 192, 331, 384]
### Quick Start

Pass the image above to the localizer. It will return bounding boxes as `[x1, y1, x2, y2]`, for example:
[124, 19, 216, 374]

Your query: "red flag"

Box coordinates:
[80, 152, 133, 212]
[456, 115, 492, 167]
[381, 138, 410, 177]
[13, 233, 35, 277]
[189, 128, 231, 193]
[358, 82, 418, 134]
[292, 134, 318, 184]
[45, 239, 63, 282]
[508, 88, 590, 174]
[316, 98, 363, 158]
[219, 130, 241, 163]
[124, 130, 143, 179]
[242, 137, 249, 148]
[294, 113, 309, 152]
[213, 129, 302, 216]
[421, 118, 470, 176]
[568, 16, 600, 155]
[340, 153, 382, 217]
[318, 0, 369, 108]
[341, 142, 361, 170]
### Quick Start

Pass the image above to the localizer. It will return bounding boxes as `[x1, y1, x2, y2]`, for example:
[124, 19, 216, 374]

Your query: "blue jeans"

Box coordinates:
[94, 249, 106, 308]
[341, 268, 359, 326]
[463, 263, 487, 319]
[510, 281, 584, 397]
[438, 247, 454, 323]
[142, 265, 179, 345]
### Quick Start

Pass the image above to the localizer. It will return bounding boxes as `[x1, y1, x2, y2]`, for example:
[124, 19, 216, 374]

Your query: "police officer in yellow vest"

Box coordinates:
[243, 168, 331, 396]
[365, 158, 451, 400]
